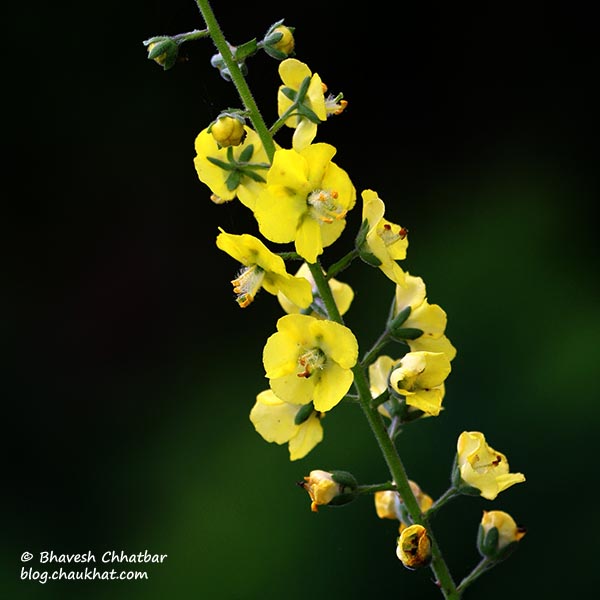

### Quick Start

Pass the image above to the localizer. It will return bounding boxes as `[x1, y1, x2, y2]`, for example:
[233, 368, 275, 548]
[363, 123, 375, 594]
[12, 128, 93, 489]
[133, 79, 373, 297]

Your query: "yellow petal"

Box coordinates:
[313, 362, 354, 412]
[311, 319, 359, 369]
[288, 413, 324, 460]
[249, 390, 298, 444]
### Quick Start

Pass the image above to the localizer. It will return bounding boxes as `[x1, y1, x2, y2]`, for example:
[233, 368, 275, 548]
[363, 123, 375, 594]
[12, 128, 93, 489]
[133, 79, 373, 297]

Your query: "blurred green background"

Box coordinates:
[4, 1, 598, 599]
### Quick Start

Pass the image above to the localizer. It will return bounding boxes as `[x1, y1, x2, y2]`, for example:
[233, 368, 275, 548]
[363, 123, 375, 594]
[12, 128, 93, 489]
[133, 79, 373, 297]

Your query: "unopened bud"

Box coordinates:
[263, 22, 295, 59]
[210, 115, 246, 147]
[145, 38, 179, 70]
[477, 510, 526, 562]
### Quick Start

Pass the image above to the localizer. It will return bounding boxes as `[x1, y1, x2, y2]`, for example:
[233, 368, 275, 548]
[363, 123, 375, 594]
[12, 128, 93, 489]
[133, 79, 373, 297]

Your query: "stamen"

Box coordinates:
[307, 189, 347, 224]
[297, 348, 326, 378]
[230, 265, 265, 308]
[378, 222, 408, 247]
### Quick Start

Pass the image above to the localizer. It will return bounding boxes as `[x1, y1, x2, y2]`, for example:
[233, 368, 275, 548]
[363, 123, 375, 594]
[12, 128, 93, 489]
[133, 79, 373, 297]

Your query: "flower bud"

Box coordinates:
[299, 469, 357, 512]
[145, 38, 179, 70]
[396, 524, 432, 570]
[477, 510, 526, 562]
[263, 22, 295, 59]
[210, 115, 246, 147]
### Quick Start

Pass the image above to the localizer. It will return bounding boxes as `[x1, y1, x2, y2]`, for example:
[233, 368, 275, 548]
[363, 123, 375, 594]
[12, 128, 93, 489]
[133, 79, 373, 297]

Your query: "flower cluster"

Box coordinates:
[146, 7, 528, 597]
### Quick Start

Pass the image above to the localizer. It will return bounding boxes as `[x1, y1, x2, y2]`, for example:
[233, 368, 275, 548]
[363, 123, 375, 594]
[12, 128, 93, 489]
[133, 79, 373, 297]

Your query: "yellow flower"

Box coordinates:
[216, 229, 313, 309]
[396, 524, 432, 570]
[389, 351, 451, 416]
[263, 314, 358, 412]
[249, 390, 323, 461]
[455, 431, 526, 500]
[277, 263, 354, 318]
[254, 144, 356, 263]
[277, 59, 326, 150]
[360, 190, 408, 285]
[393, 272, 456, 361]
[193, 126, 272, 210]
[210, 115, 246, 147]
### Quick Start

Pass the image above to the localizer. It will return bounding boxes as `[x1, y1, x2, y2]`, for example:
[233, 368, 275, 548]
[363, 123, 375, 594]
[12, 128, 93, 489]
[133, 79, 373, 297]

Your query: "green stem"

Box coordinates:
[427, 487, 460, 519]
[356, 482, 396, 495]
[456, 558, 494, 595]
[307, 261, 460, 600]
[172, 29, 209, 43]
[326, 248, 359, 280]
[195, 0, 276, 161]
[360, 329, 393, 368]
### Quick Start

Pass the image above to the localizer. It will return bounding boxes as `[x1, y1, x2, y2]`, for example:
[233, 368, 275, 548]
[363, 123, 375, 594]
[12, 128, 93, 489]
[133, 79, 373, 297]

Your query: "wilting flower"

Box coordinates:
[389, 351, 452, 416]
[277, 262, 354, 318]
[249, 390, 323, 460]
[300, 469, 357, 512]
[193, 126, 272, 209]
[454, 431, 526, 500]
[254, 144, 356, 263]
[478, 510, 526, 561]
[359, 190, 408, 285]
[262, 313, 358, 412]
[216, 229, 312, 308]
[396, 524, 432, 570]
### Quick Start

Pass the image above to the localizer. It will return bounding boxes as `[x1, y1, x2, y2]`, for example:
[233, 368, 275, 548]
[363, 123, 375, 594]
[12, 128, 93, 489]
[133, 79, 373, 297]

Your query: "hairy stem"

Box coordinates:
[307, 260, 460, 599]
[195, 0, 276, 161]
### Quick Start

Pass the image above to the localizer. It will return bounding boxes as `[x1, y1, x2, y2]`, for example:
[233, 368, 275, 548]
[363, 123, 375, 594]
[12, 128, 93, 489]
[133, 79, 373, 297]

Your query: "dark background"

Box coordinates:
[4, 1, 598, 598]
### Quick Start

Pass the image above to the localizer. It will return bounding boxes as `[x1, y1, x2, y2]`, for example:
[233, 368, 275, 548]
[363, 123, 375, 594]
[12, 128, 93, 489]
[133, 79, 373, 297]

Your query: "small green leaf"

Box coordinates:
[233, 38, 258, 61]
[206, 156, 235, 170]
[238, 144, 254, 163]
[391, 327, 423, 341]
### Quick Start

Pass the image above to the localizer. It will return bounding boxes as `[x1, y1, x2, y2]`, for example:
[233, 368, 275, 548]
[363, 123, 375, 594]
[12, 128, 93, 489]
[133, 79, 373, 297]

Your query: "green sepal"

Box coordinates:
[146, 38, 179, 70]
[280, 87, 297, 101]
[233, 39, 258, 62]
[206, 156, 235, 170]
[389, 305, 411, 329]
[494, 540, 520, 562]
[225, 170, 241, 191]
[358, 249, 383, 267]
[355, 218, 369, 248]
[238, 144, 254, 163]
[241, 168, 266, 183]
[263, 46, 288, 60]
[297, 104, 323, 124]
[331, 470, 358, 490]
[294, 402, 314, 426]
[295, 76, 311, 103]
[263, 30, 283, 45]
[147, 39, 175, 59]
[478, 525, 500, 558]
[390, 327, 423, 341]
[451, 455, 482, 496]
[327, 492, 357, 507]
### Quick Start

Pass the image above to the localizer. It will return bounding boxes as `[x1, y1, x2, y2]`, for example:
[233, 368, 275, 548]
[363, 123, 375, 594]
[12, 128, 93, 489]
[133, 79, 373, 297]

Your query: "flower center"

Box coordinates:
[231, 265, 265, 308]
[378, 222, 408, 247]
[307, 189, 347, 224]
[470, 453, 503, 473]
[297, 347, 326, 378]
